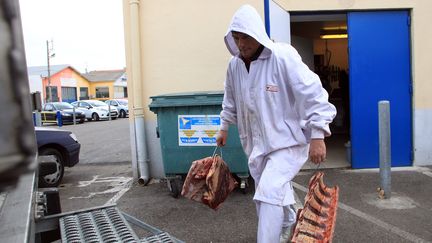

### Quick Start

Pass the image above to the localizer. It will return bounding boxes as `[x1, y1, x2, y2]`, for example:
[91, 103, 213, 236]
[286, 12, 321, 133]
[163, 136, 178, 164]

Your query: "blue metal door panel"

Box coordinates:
[348, 11, 412, 168]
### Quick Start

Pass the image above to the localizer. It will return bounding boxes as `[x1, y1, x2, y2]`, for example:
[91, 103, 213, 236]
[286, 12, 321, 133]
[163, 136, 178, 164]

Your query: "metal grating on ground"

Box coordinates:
[140, 232, 175, 243]
[60, 206, 140, 243]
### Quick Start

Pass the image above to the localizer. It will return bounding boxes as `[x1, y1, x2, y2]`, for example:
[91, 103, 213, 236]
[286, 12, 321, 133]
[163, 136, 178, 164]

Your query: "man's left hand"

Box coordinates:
[309, 139, 326, 164]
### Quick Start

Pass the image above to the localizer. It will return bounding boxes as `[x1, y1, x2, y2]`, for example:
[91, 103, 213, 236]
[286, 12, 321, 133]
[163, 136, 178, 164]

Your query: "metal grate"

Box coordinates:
[60, 206, 139, 243]
[140, 232, 175, 243]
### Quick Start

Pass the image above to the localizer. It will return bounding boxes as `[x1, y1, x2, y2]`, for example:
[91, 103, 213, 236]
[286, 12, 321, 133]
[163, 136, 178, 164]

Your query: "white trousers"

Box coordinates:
[256, 201, 296, 243]
[250, 146, 309, 206]
[248, 145, 308, 242]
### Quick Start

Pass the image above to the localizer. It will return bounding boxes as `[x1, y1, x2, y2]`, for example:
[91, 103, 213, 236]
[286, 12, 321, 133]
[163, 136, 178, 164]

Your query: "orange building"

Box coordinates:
[28, 65, 90, 103]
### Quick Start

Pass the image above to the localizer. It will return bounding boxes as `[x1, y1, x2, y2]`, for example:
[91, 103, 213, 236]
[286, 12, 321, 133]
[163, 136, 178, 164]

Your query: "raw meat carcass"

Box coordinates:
[181, 155, 238, 210]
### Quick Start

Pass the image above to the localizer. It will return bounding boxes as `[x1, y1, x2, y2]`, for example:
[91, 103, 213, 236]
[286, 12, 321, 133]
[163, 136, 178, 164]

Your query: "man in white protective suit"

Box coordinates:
[216, 5, 337, 243]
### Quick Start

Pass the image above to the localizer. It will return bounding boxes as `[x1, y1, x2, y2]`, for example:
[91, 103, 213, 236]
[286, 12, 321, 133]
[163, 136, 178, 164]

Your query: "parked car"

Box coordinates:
[35, 127, 81, 187]
[105, 99, 129, 118]
[71, 100, 118, 121]
[41, 102, 86, 124]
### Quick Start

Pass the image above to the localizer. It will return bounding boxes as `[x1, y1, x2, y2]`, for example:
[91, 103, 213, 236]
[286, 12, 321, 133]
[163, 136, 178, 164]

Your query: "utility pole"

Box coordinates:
[46, 40, 55, 102]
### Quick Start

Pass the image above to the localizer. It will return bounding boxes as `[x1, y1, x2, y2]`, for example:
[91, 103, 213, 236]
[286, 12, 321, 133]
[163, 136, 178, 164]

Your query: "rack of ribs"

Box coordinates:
[291, 171, 339, 243]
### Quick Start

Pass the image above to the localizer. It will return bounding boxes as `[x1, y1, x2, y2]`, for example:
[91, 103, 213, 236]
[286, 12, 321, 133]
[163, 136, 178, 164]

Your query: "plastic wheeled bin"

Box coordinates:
[149, 91, 249, 197]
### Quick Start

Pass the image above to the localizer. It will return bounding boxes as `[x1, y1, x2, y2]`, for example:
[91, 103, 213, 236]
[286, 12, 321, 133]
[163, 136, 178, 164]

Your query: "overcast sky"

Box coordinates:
[19, 0, 126, 73]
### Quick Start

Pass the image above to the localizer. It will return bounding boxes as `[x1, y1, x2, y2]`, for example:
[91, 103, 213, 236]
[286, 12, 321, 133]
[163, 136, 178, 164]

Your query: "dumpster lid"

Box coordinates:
[149, 91, 224, 110]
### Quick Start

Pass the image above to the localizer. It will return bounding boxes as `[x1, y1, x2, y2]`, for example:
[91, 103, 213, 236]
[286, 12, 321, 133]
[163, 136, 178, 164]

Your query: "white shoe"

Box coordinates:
[280, 226, 292, 243]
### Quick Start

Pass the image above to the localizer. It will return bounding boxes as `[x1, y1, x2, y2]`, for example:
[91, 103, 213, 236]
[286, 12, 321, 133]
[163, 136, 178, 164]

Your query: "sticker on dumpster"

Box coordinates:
[178, 115, 220, 146]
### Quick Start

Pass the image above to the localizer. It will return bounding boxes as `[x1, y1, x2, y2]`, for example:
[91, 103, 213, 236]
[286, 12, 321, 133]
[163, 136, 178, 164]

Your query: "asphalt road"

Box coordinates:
[59, 163, 432, 243]
[56, 118, 258, 242]
[57, 118, 132, 164]
[54, 118, 432, 243]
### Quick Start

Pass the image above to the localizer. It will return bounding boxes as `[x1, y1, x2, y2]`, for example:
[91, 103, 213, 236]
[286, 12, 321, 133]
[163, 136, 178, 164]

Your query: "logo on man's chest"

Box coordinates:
[266, 85, 279, 92]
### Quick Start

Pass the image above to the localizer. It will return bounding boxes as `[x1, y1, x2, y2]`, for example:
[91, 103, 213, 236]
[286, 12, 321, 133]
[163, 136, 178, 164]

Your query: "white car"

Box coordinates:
[105, 99, 129, 118]
[71, 100, 118, 121]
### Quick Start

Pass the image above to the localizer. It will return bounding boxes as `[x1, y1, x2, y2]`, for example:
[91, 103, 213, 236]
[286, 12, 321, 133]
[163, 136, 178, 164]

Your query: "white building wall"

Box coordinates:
[28, 75, 44, 106]
[114, 87, 125, 98]
[28, 75, 43, 93]
[113, 73, 127, 98]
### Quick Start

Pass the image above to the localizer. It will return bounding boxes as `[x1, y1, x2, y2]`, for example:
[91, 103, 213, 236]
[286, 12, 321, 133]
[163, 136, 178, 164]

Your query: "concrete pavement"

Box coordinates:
[59, 163, 432, 243]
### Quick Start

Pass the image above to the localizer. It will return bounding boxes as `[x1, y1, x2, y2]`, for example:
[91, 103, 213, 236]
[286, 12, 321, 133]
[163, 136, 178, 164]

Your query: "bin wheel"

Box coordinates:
[241, 187, 247, 194]
[240, 178, 248, 194]
[168, 179, 183, 198]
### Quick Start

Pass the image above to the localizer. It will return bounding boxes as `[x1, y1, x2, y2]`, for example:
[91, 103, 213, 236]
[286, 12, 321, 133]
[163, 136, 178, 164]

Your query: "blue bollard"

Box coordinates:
[56, 111, 63, 127]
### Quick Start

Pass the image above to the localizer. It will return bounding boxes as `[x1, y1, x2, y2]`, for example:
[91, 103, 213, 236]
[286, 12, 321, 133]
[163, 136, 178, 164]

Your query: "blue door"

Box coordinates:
[348, 11, 412, 168]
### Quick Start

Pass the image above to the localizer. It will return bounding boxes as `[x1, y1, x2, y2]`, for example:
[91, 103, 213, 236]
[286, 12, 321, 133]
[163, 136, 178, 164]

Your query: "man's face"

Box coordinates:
[232, 31, 261, 61]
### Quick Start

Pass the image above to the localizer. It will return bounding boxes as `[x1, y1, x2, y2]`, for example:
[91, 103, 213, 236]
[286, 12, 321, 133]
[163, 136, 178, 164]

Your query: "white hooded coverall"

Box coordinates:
[220, 5, 337, 242]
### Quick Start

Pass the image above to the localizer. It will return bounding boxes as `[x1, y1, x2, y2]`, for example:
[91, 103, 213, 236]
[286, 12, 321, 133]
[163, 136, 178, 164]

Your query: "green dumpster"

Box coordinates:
[149, 91, 249, 197]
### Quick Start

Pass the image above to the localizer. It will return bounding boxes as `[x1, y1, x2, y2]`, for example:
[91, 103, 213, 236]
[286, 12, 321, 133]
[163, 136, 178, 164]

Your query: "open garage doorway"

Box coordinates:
[290, 13, 351, 169]
[287, 11, 412, 169]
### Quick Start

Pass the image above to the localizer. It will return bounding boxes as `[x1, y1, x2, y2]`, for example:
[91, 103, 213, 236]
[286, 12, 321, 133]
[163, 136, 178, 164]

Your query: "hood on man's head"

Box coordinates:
[224, 4, 273, 56]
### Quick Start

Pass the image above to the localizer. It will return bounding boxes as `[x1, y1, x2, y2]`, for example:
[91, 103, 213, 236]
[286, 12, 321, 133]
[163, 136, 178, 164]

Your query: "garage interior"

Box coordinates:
[290, 13, 351, 169]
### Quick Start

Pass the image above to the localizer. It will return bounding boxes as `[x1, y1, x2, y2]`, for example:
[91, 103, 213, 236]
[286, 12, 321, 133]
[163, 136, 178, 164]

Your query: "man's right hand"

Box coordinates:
[216, 130, 228, 147]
